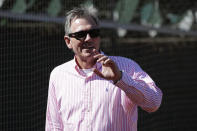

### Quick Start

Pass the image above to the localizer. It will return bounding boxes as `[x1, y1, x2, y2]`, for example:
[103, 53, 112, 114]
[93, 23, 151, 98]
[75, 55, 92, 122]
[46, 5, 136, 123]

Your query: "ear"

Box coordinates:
[64, 35, 72, 49]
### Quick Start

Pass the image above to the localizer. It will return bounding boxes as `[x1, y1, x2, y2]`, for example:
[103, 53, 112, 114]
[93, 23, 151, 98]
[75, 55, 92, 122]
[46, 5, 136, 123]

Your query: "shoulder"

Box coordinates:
[50, 59, 74, 78]
[109, 56, 136, 65]
[109, 55, 142, 71]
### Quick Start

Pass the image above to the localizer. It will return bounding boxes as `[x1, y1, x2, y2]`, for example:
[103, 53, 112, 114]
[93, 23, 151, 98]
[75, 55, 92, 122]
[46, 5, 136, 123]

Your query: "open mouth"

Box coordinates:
[82, 42, 95, 49]
[87, 46, 94, 49]
[82, 45, 94, 50]
[82, 46, 95, 54]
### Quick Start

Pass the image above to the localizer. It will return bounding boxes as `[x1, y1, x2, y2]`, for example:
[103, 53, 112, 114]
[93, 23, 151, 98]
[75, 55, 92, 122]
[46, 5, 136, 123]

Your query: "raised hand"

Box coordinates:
[93, 50, 122, 83]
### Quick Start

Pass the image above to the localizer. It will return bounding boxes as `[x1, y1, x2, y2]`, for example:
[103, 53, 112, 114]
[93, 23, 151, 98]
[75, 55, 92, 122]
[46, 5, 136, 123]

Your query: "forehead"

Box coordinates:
[70, 17, 98, 32]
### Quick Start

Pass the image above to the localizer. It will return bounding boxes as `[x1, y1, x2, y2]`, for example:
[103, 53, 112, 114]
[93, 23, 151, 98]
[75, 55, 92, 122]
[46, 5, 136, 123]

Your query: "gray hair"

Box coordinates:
[64, 6, 99, 35]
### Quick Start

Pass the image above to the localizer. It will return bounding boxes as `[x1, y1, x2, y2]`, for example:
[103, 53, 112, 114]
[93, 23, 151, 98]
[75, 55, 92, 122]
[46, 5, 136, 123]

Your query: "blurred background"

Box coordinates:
[1, 0, 197, 131]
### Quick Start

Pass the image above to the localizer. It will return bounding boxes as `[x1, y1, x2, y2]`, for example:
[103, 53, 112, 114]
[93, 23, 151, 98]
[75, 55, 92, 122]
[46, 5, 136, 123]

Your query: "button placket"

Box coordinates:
[84, 77, 92, 130]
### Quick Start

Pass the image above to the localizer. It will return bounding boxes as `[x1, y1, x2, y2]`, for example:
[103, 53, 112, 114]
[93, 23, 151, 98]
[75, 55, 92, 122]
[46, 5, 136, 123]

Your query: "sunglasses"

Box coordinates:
[68, 28, 100, 41]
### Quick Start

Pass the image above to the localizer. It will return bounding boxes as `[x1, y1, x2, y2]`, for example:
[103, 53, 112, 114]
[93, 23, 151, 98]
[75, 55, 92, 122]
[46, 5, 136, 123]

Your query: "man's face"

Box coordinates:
[65, 17, 100, 63]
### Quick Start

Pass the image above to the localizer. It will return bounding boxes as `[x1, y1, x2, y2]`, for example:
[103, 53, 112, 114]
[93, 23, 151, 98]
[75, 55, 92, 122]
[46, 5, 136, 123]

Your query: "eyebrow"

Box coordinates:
[70, 27, 99, 34]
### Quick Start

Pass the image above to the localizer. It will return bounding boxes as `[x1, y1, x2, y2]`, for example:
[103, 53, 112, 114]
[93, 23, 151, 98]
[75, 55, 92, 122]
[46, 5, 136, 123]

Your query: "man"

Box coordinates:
[45, 6, 162, 131]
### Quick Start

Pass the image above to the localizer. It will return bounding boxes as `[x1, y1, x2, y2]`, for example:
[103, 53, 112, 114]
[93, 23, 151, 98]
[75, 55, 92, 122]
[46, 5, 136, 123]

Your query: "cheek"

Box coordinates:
[71, 40, 81, 49]
[73, 43, 83, 52]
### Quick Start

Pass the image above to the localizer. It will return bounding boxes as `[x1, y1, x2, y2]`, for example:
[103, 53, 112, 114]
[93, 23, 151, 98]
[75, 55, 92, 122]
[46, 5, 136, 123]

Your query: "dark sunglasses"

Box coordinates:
[68, 28, 100, 41]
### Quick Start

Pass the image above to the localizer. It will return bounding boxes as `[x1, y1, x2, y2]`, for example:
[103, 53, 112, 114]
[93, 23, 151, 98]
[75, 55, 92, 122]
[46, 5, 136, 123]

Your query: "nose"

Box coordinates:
[84, 33, 92, 41]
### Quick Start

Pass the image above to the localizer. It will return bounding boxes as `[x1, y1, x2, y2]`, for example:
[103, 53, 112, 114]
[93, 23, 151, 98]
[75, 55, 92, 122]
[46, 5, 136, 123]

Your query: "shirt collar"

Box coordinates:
[73, 51, 105, 77]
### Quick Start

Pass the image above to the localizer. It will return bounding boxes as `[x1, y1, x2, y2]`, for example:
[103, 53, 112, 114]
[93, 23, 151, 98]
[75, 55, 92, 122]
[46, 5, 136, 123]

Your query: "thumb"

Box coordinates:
[93, 68, 104, 78]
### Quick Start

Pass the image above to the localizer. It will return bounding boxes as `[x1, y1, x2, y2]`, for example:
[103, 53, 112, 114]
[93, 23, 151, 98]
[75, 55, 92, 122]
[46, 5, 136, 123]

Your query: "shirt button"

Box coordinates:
[87, 124, 91, 129]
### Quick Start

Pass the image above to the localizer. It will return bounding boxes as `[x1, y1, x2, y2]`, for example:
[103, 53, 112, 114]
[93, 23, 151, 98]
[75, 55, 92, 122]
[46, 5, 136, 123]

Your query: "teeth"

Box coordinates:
[84, 46, 93, 48]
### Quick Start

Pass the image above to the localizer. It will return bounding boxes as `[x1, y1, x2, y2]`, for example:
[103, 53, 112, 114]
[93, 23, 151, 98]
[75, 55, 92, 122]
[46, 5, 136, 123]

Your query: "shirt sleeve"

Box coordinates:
[45, 72, 63, 131]
[115, 61, 163, 113]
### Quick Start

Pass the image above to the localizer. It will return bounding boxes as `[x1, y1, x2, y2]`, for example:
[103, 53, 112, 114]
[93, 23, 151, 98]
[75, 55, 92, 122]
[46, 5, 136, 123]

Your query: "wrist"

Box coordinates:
[113, 71, 122, 84]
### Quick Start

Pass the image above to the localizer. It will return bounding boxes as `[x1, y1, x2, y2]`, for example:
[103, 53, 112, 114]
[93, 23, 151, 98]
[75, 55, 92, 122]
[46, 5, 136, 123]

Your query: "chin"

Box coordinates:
[83, 54, 95, 60]
[83, 52, 93, 57]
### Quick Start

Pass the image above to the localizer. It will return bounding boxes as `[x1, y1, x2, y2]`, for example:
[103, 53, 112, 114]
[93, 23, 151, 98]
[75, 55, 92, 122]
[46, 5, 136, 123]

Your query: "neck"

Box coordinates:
[75, 56, 96, 69]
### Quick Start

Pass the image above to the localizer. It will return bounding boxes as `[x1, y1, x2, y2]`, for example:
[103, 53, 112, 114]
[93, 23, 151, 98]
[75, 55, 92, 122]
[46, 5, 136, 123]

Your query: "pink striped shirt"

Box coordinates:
[45, 56, 162, 131]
